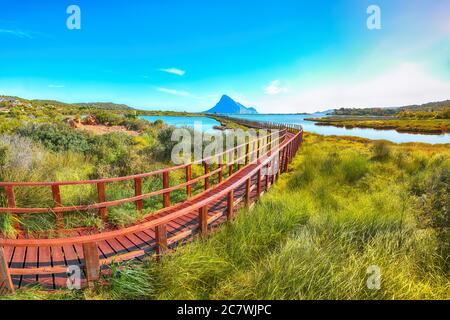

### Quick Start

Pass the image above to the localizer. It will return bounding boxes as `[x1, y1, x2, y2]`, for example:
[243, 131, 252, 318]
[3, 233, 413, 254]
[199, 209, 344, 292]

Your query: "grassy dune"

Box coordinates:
[4, 133, 449, 300]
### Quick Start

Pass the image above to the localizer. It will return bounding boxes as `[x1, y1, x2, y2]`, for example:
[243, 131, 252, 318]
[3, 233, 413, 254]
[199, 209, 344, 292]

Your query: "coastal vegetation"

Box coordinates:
[332, 100, 450, 116]
[324, 101, 450, 134]
[3, 133, 449, 300]
[307, 116, 450, 134]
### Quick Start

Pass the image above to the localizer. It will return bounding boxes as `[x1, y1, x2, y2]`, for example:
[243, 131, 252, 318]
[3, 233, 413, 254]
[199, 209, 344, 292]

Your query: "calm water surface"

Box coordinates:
[140, 115, 221, 133]
[232, 113, 450, 144]
[141, 114, 450, 144]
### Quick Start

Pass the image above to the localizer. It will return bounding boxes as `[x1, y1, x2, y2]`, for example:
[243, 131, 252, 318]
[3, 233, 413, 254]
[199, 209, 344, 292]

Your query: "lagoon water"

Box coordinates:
[233, 113, 450, 144]
[141, 114, 450, 144]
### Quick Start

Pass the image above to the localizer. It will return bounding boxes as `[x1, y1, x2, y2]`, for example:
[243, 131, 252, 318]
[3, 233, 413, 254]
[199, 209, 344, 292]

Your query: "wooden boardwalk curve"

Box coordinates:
[0, 119, 303, 293]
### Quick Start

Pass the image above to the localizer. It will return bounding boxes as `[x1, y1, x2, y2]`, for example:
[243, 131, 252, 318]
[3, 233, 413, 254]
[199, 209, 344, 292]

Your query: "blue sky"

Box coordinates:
[0, 0, 449, 113]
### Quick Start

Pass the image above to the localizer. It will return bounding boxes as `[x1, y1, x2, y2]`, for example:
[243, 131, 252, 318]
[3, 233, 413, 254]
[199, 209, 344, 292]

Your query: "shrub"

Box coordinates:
[90, 132, 134, 165]
[288, 162, 316, 189]
[0, 142, 10, 166]
[339, 153, 369, 184]
[371, 141, 391, 161]
[16, 123, 90, 153]
[92, 111, 122, 126]
[415, 167, 449, 239]
[122, 118, 149, 131]
[0, 135, 44, 173]
[154, 127, 178, 162]
[320, 151, 341, 174]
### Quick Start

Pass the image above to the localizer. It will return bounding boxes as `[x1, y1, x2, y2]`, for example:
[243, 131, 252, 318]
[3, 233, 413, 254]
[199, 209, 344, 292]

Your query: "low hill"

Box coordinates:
[75, 102, 133, 110]
[205, 95, 258, 114]
[332, 100, 450, 116]
[0, 96, 133, 111]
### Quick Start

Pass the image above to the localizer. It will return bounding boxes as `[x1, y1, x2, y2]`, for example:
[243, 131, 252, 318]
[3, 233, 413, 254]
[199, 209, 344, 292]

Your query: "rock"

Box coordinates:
[83, 115, 98, 125]
[67, 117, 82, 128]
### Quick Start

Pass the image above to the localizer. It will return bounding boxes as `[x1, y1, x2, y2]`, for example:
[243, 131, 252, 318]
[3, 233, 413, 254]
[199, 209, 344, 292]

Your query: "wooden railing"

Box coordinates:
[0, 129, 286, 229]
[0, 120, 303, 294]
[216, 115, 302, 133]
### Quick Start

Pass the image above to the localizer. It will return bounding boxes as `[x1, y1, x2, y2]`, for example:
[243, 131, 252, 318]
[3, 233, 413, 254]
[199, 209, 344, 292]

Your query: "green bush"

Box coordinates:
[153, 127, 178, 162]
[339, 153, 369, 184]
[0, 142, 10, 166]
[371, 141, 391, 161]
[92, 111, 122, 126]
[16, 123, 90, 153]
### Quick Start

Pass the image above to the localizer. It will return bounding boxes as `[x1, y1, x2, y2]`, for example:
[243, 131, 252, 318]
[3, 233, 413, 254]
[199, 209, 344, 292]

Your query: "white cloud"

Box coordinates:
[157, 87, 191, 96]
[159, 68, 186, 76]
[258, 63, 450, 113]
[264, 80, 288, 95]
[0, 29, 33, 39]
[48, 84, 65, 88]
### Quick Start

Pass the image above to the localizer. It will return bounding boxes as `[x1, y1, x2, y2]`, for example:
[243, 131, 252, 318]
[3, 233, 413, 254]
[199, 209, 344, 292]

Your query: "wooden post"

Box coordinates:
[134, 177, 143, 211]
[218, 163, 223, 183]
[163, 171, 170, 207]
[256, 138, 260, 159]
[265, 164, 270, 190]
[229, 150, 234, 176]
[245, 143, 249, 165]
[51, 185, 64, 229]
[97, 182, 107, 220]
[155, 224, 168, 260]
[227, 190, 234, 220]
[257, 169, 261, 199]
[284, 147, 289, 173]
[288, 143, 292, 162]
[271, 160, 275, 185]
[286, 143, 290, 163]
[5, 186, 16, 208]
[5, 186, 20, 231]
[198, 205, 208, 237]
[279, 148, 284, 173]
[82, 242, 100, 284]
[276, 151, 281, 180]
[186, 165, 192, 198]
[203, 161, 209, 190]
[51, 185, 62, 206]
[0, 246, 14, 295]
[237, 147, 242, 171]
[245, 178, 251, 207]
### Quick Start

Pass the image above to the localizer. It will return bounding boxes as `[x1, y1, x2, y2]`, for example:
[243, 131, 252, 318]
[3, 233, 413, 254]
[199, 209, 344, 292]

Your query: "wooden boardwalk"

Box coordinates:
[0, 120, 303, 293]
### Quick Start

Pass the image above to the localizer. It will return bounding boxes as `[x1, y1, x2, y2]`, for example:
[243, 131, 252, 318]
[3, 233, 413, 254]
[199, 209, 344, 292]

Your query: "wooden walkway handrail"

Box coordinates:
[0, 119, 303, 294]
[0, 129, 285, 187]
[0, 131, 301, 248]
[0, 131, 286, 215]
